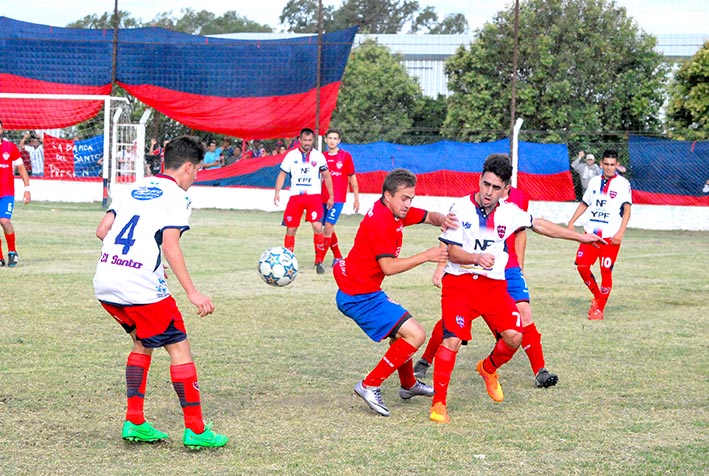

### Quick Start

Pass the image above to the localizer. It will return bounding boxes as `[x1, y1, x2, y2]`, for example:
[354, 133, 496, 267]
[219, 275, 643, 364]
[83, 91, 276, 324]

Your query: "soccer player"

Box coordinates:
[567, 149, 632, 320]
[0, 120, 31, 268]
[334, 168, 455, 417]
[416, 185, 559, 389]
[321, 129, 360, 267]
[93, 136, 228, 448]
[429, 154, 604, 424]
[274, 128, 334, 274]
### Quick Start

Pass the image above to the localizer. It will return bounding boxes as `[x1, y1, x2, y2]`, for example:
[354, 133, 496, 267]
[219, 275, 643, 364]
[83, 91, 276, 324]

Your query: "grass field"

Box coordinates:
[0, 201, 707, 476]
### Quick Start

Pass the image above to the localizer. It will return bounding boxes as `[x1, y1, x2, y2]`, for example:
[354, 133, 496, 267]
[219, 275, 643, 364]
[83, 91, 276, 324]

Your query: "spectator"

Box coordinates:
[19, 132, 44, 177]
[703, 179, 709, 194]
[224, 145, 242, 166]
[145, 137, 163, 176]
[202, 140, 222, 169]
[571, 151, 601, 193]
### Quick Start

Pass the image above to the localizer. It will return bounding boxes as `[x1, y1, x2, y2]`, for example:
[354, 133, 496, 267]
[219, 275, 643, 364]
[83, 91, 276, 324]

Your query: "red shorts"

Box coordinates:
[441, 273, 522, 341]
[575, 241, 621, 270]
[100, 296, 187, 348]
[282, 194, 323, 228]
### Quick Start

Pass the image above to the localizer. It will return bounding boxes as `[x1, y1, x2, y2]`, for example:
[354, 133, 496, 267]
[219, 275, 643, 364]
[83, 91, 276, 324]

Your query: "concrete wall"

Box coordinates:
[16, 179, 709, 231]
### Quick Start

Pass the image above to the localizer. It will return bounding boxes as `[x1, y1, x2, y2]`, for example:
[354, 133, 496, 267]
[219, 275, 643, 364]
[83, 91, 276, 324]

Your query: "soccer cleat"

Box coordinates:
[413, 358, 431, 379]
[588, 308, 604, 320]
[315, 262, 325, 274]
[122, 421, 169, 443]
[0, 258, 5, 267]
[429, 402, 450, 424]
[535, 368, 559, 388]
[476, 360, 504, 402]
[588, 298, 603, 319]
[183, 422, 229, 449]
[7, 252, 18, 268]
[399, 380, 434, 400]
[353, 380, 390, 417]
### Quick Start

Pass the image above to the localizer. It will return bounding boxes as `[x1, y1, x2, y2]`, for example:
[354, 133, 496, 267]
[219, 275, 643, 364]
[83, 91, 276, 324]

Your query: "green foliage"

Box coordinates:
[444, 0, 668, 143]
[666, 41, 709, 140]
[281, 0, 468, 34]
[330, 40, 422, 143]
[66, 11, 139, 29]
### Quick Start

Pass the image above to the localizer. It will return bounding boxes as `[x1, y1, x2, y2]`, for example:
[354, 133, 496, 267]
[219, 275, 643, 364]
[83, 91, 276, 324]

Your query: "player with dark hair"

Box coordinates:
[93, 135, 228, 448]
[416, 155, 558, 388]
[429, 155, 604, 424]
[321, 129, 359, 266]
[0, 120, 31, 268]
[567, 149, 632, 320]
[334, 168, 455, 417]
[274, 127, 334, 274]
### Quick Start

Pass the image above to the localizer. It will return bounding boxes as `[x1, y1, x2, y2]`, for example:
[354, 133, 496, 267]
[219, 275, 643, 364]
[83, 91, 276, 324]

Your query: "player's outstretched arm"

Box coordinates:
[379, 246, 448, 277]
[96, 212, 115, 241]
[161, 228, 215, 317]
[532, 217, 606, 245]
[567, 202, 588, 230]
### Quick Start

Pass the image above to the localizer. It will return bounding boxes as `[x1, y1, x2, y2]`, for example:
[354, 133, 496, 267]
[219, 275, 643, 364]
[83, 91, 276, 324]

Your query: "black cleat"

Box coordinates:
[535, 368, 559, 388]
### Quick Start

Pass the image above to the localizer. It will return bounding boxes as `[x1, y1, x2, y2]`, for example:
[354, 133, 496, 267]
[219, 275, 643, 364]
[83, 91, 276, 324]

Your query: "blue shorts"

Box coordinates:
[322, 202, 344, 225]
[505, 267, 530, 303]
[0, 196, 14, 220]
[336, 289, 410, 342]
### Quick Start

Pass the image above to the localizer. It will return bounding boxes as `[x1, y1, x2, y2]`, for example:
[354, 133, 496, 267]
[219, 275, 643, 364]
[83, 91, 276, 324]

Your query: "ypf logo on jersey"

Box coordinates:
[497, 225, 507, 238]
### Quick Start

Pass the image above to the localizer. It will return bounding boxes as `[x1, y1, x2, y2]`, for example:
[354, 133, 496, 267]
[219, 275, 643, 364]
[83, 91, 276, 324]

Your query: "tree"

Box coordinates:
[280, 0, 468, 34]
[66, 11, 140, 29]
[330, 40, 422, 143]
[666, 41, 709, 140]
[443, 0, 668, 143]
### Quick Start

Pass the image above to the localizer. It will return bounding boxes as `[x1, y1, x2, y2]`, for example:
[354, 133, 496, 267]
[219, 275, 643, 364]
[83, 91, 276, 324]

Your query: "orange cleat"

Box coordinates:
[476, 360, 504, 402]
[429, 402, 450, 424]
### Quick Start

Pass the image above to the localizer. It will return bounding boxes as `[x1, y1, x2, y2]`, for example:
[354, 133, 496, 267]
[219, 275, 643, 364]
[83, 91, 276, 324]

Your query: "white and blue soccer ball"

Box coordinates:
[258, 246, 299, 287]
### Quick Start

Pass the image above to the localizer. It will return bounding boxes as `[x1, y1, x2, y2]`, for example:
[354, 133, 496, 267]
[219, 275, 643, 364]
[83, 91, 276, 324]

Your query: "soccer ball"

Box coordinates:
[258, 246, 299, 287]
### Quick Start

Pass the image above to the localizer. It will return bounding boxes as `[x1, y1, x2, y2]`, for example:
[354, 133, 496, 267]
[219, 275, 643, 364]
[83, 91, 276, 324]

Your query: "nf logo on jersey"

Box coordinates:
[497, 225, 506, 238]
[131, 186, 164, 200]
[609, 191, 617, 198]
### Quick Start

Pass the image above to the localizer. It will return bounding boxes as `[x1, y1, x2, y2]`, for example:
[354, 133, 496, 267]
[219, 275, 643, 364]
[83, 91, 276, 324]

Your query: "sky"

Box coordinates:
[1, 0, 707, 36]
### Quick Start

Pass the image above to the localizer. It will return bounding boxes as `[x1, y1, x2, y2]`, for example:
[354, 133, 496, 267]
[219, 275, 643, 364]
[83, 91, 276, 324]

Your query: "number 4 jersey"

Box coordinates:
[93, 175, 191, 305]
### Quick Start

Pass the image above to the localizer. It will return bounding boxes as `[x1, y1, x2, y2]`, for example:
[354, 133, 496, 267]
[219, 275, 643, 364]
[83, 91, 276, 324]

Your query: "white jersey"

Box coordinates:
[440, 195, 533, 280]
[580, 174, 632, 238]
[280, 148, 328, 195]
[93, 175, 191, 305]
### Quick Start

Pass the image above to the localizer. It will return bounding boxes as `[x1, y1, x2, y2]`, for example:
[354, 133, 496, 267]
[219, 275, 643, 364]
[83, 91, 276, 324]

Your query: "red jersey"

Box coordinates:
[321, 149, 355, 203]
[0, 138, 22, 197]
[502, 187, 530, 269]
[334, 199, 427, 295]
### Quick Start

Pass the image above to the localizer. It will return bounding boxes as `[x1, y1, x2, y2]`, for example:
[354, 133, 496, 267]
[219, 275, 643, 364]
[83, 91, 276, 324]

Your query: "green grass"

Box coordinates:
[1, 202, 707, 476]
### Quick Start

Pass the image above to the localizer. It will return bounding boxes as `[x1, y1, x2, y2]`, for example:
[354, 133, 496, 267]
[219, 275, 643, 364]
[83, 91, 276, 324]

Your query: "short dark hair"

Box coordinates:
[163, 136, 204, 171]
[602, 149, 619, 160]
[382, 168, 416, 197]
[482, 154, 513, 184]
[325, 129, 341, 138]
[300, 128, 315, 138]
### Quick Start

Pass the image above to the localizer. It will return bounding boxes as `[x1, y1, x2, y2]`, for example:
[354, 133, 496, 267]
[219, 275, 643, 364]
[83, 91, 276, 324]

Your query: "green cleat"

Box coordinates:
[183, 423, 229, 449]
[122, 421, 169, 443]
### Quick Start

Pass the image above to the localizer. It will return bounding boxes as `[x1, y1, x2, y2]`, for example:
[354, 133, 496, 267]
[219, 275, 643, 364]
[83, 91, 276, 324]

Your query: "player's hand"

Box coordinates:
[23, 191, 31, 205]
[567, 223, 575, 231]
[188, 290, 215, 317]
[327, 197, 334, 210]
[610, 232, 624, 245]
[426, 246, 448, 264]
[442, 212, 458, 232]
[274, 191, 280, 206]
[582, 234, 607, 248]
[475, 253, 495, 270]
[432, 268, 444, 288]
[353, 197, 360, 214]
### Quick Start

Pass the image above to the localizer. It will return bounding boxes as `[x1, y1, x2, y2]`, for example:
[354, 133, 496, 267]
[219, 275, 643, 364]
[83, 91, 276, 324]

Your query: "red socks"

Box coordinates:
[577, 265, 602, 299]
[521, 324, 545, 375]
[421, 319, 444, 363]
[284, 235, 295, 252]
[483, 338, 518, 374]
[5, 232, 16, 252]
[314, 233, 326, 264]
[363, 339, 418, 388]
[170, 362, 204, 434]
[125, 352, 151, 425]
[397, 358, 418, 389]
[432, 346, 457, 405]
[330, 232, 343, 260]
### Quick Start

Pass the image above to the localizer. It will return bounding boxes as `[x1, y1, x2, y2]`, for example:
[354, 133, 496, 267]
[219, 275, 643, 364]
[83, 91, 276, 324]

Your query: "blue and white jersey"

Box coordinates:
[440, 195, 532, 280]
[93, 175, 191, 305]
[580, 174, 632, 238]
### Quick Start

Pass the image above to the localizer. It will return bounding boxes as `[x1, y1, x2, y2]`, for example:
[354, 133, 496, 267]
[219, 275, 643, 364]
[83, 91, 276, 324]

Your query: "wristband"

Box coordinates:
[24, 186, 31, 192]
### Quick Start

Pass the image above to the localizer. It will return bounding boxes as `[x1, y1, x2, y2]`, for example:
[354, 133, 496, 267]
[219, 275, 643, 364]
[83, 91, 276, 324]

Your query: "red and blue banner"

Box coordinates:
[0, 17, 356, 138]
[628, 135, 709, 206]
[195, 139, 576, 202]
[42, 134, 103, 179]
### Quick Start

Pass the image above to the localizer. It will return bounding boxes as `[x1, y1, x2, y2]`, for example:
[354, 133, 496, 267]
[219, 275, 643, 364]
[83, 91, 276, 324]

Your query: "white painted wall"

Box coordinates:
[16, 179, 709, 231]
